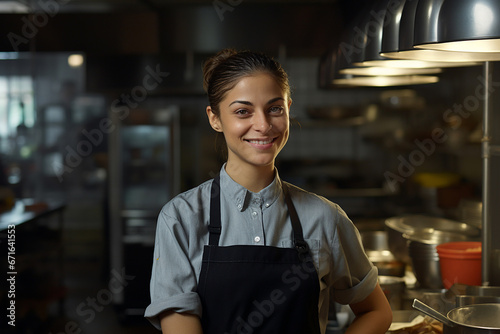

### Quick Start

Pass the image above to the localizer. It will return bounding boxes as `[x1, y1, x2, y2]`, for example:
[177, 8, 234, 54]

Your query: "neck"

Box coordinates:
[225, 162, 275, 193]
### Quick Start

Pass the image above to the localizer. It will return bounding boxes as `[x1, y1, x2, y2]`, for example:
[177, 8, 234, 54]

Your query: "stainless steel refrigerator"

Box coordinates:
[108, 106, 180, 319]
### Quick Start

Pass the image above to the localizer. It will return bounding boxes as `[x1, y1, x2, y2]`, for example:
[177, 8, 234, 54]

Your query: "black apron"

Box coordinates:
[196, 175, 321, 334]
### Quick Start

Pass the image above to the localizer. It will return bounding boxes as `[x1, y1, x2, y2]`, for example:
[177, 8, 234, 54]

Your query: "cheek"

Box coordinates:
[274, 117, 289, 133]
[282, 129, 290, 145]
[222, 120, 249, 138]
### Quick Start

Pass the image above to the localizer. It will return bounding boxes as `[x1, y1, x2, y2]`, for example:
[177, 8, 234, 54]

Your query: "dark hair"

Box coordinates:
[202, 49, 291, 116]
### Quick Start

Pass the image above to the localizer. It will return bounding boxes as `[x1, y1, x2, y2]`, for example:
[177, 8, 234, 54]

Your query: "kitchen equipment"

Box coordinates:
[405, 229, 472, 245]
[385, 215, 481, 264]
[437, 242, 482, 289]
[456, 295, 500, 307]
[407, 237, 443, 289]
[361, 230, 390, 250]
[413, 298, 500, 333]
[109, 107, 180, 316]
[404, 230, 474, 289]
[422, 291, 456, 315]
[458, 199, 482, 229]
[361, 230, 406, 277]
[465, 286, 500, 297]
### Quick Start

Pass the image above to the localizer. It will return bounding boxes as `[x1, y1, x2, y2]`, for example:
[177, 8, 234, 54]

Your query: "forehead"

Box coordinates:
[224, 73, 288, 99]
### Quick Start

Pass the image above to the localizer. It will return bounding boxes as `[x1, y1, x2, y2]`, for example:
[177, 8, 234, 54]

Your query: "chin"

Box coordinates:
[250, 159, 276, 168]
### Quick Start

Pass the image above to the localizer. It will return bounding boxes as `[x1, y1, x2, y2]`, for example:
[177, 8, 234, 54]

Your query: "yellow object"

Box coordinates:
[413, 173, 461, 188]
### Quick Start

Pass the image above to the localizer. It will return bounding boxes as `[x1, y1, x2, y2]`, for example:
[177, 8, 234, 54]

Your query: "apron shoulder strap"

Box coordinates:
[282, 182, 310, 255]
[209, 174, 222, 246]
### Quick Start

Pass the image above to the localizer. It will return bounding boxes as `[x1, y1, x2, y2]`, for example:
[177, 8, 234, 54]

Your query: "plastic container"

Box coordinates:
[436, 241, 482, 289]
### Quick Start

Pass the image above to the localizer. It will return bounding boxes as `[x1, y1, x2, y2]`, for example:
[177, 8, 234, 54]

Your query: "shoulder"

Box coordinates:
[284, 181, 344, 216]
[159, 178, 213, 222]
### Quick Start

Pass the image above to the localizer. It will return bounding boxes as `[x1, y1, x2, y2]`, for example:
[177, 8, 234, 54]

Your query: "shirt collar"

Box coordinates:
[219, 164, 282, 212]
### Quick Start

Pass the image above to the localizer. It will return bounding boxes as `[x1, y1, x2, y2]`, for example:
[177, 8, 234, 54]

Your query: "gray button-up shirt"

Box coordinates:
[145, 166, 377, 332]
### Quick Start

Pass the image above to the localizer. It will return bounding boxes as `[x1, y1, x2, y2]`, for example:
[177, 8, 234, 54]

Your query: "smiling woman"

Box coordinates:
[144, 49, 393, 334]
[206, 73, 291, 192]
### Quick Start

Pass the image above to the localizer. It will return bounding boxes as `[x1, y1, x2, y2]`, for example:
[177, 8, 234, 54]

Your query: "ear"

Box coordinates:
[287, 98, 292, 110]
[206, 106, 222, 132]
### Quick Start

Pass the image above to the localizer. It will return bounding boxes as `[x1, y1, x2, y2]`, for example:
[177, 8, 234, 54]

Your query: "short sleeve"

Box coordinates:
[144, 206, 202, 329]
[328, 206, 378, 305]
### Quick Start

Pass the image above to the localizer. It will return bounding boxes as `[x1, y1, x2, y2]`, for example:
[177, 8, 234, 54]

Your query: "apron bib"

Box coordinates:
[196, 175, 321, 334]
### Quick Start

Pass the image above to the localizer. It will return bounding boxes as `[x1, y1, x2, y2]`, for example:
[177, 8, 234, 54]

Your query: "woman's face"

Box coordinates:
[207, 72, 291, 171]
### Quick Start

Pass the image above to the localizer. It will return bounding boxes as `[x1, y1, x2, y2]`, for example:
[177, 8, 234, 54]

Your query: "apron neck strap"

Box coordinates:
[208, 174, 308, 254]
[281, 182, 309, 255]
[209, 174, 222, 246]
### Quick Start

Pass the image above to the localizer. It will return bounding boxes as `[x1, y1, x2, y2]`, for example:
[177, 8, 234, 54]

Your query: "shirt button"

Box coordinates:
[252, 211, 257, 217]
[237, 204, 242, 209]
[265, 203, 270, 208]
[254, 236, 261, 243]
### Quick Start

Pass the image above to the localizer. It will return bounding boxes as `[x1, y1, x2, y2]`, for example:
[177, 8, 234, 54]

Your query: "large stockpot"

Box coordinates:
[465, 286, 500, 297]
[413, 299, 500, 334]
[456, 295, 500, 307]
[385, 215, 481, 264]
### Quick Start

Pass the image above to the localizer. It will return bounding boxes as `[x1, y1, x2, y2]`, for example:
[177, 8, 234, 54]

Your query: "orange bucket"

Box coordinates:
[436, 241, 482, 289]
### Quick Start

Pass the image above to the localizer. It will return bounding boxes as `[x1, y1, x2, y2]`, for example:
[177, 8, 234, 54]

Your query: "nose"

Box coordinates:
[254, 111, 272, 133]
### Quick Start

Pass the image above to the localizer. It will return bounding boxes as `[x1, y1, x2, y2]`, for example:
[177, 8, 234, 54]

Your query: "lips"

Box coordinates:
[247, 139, 274, 145]
[245, 137, 277, 148]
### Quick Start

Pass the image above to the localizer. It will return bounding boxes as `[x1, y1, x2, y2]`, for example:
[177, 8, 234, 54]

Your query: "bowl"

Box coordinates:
[403, 229, 473, 245]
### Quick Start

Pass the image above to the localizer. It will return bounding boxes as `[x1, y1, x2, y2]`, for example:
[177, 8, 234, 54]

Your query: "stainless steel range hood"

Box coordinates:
[0, 4, 342, 56]
[0, 3, 348, 93]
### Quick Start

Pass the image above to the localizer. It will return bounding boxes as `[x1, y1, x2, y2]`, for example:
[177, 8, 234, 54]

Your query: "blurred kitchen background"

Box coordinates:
[0, 0, 498, 333]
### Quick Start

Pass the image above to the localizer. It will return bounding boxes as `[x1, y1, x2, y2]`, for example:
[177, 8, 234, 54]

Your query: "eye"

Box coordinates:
[269, 106, 284, 115]
[235, 109, 250, 116]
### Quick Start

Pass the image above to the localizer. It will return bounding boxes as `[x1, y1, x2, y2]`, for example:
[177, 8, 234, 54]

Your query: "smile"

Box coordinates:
[247, 139, 274, 145]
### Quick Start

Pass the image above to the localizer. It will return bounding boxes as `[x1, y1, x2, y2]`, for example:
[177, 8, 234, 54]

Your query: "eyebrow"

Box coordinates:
[228, 97, 285, 107]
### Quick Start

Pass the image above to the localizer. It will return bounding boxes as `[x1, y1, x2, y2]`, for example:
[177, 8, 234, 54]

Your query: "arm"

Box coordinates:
[345, 283, 392, 334]
[145, 205, 204, 330]
[160, 311, 203, 334]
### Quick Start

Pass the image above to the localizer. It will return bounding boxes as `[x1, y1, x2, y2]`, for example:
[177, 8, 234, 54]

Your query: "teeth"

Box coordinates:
[249, 139, 272, 145]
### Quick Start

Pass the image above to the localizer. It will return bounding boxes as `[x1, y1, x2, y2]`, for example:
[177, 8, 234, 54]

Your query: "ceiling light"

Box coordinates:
[68, 54, 84, 67]
[352, 0, 457, 69]
[339, 66, 442, 76]
[333, 75, 439, 87]
[413, 0, 500, 60]
[380, 0, 487, 63]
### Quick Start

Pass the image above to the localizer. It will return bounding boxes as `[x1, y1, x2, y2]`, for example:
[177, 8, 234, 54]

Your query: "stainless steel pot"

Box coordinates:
[456, 295, 500, 307]
[413, 299, 500, 333]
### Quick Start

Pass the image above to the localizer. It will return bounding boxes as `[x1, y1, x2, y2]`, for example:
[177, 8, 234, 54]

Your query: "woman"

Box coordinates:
[145, 49, 392, 334]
